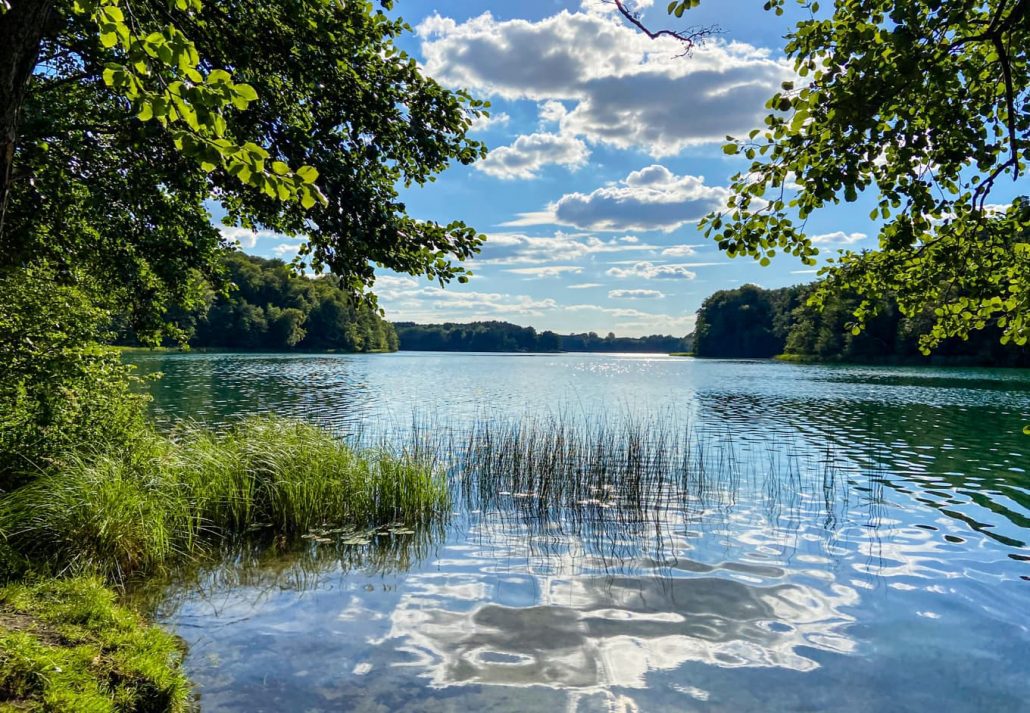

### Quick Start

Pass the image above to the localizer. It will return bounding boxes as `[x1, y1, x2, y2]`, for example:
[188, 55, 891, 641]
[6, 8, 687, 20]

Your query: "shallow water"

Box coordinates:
[127, 352, 1030, 712]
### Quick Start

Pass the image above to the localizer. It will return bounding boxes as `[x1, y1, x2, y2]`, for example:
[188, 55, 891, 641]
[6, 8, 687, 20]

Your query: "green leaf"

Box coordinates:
[234, 83, 259, 102]
[296, 165, 319, 184]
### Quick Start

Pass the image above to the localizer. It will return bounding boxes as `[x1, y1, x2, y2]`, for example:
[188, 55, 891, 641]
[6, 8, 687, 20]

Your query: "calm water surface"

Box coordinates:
[126, 352, 1030, 712]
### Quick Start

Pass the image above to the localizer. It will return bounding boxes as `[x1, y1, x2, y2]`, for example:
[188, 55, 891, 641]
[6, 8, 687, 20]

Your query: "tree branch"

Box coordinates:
[610, 0, 717, 55]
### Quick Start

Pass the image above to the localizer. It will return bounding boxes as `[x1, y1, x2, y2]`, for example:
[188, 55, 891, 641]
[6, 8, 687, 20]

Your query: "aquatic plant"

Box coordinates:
[441, 414, 855, 571]
[0, 417, 449, 581]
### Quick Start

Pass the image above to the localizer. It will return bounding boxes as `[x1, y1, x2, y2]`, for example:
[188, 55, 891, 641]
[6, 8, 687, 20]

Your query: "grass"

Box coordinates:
[0, 416, 449, 582]
[0, 577, 190, 712]
[773, 353, 822, 363]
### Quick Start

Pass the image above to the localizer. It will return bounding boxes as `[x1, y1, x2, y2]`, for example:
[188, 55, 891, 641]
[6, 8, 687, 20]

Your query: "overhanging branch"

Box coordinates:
[610, 0, 717, 54]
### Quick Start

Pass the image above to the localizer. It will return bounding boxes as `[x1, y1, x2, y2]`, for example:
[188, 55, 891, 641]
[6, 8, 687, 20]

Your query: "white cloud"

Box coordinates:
[478, 231, 655, 264]
[538, 100, 568, 124]
[477, 132, 589, 179]
[661, 244, 701, 257]
[565, 303, 696, 334]
[508, 165, 728, 232]
[418, 9, 790, 157]
[220, 226, 284, 248]
[470, 111, 511, 132]
[809, 231, 866, 245]
[609, 289, 665, 299]
[568, 282, 603, 289]
[606, 261, 700, 279]
[273, 243, 301, 257]
[376, 281, 697, 337]
[506, 265, 584, 278]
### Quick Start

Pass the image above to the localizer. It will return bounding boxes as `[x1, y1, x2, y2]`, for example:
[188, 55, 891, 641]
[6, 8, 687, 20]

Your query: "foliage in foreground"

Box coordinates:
[0, 268, 149, 490]
[668, 0, 1030, 353]
[0, 417, 449, 582]
[0, 577, 189, 712]
[2, 0, 486, 345]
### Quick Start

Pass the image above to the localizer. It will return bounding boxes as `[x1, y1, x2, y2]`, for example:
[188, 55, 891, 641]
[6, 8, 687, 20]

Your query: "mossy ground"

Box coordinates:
[0, 577, 190, 712]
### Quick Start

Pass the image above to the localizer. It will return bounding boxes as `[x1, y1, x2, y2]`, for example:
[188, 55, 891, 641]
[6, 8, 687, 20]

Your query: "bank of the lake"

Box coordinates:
[0, 412, 451, 710]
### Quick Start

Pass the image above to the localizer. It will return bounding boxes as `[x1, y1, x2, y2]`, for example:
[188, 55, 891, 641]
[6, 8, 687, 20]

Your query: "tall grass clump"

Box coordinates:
[0, 416, 449, 581]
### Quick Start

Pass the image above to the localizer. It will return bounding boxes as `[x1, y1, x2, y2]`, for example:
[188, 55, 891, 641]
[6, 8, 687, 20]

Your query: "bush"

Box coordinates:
[0, 268, 149, 490]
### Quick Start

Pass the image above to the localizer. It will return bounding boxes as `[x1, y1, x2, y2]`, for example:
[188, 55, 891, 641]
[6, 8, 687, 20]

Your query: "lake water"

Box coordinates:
[125, 352, 1030, 712]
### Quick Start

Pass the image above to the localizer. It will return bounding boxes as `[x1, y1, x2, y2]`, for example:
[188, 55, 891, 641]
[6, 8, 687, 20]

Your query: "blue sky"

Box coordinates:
[232, 1, 891, 336]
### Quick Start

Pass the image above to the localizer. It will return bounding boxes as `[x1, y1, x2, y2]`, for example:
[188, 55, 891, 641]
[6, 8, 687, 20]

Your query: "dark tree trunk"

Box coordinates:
[0, 0, 51, 236]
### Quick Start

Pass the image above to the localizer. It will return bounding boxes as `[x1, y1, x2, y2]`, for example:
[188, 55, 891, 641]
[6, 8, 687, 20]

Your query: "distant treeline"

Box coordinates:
[122, 253, 399, 352]
[393, 321, 691, 353]
[694, 283, 1030, 366]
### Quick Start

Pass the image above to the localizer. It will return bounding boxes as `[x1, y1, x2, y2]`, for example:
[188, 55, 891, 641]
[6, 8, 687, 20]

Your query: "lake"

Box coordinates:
[125, 351, 1030, 712]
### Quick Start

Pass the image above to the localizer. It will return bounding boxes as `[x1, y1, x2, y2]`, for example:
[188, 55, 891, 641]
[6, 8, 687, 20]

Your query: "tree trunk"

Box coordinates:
[0, 0, 51, 237]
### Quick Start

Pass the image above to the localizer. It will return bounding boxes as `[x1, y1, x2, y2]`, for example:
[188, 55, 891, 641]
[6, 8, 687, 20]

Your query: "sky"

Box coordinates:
[233, 0, 885, 337]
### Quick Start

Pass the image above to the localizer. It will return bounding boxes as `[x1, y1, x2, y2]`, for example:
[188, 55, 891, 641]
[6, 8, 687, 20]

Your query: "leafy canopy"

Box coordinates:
[666, 0, 1029, 353]
[2, 0, 488, 341]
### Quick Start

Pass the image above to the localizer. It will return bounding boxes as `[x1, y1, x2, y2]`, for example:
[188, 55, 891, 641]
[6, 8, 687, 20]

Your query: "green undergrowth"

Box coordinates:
[0, 416, 449, 582]
[0, 577, 189, 712]
[773, 353, 820, 363]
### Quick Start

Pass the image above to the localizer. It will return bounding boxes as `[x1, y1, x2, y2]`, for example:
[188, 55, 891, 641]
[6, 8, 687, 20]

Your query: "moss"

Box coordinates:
[0, 577, 190, 712]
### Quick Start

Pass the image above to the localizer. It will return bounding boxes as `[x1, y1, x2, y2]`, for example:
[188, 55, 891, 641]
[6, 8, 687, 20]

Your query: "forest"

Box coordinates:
[394, 321, 691, 353]
[694, 283, 1030, 366]
[125, 253, 399, 352]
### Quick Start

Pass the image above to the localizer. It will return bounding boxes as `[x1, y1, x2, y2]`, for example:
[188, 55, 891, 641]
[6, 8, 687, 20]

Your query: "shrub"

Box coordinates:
[0, 268, 149, 490]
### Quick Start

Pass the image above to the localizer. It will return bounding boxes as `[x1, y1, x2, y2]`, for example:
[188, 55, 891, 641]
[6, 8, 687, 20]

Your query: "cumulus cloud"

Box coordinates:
[220, 226, 284, 248]
[273, 243, 301, 257]
[506, 265, 583, 278]
[809, 231, 867, 245]
[470, 111, 511, 132]
[374, 280, 696, 337]
[568, 282, 603, 289]
[418, 9, 790, 157]
[538, 100, 568, 124]
[606, 261, 699, 279]
[477, 132, 589, 179]
[609, 289, 665, 299]
[378, 284, 560, 322]
[565, 303, 696, 334]
[661, 244, 701, 257]
[507, 165, 728, 232]
[478, 231, 655, 264]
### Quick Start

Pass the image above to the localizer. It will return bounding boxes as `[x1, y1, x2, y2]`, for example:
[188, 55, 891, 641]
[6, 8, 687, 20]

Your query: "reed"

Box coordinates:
[0, 417, 449, 581]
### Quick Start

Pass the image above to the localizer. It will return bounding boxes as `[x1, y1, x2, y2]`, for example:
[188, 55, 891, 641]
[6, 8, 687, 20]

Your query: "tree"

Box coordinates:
[182, 253, 397, 352]
[1, 0, 488, 341]
[655, 1, 1029, 354]
[693, 284, 799, 358]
